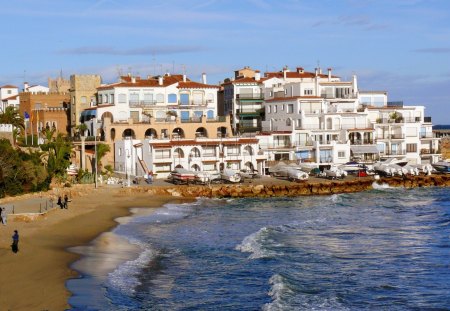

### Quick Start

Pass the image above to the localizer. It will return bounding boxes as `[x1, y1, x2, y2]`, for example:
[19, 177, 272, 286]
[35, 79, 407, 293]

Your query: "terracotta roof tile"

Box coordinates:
[0, 85, 18, 89]
[177, 81, 219, 89]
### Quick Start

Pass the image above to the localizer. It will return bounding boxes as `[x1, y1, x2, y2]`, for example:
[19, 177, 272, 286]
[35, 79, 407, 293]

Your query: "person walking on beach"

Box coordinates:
[0, 207, 6, 225]
[64, 194, 69, 209]
[11, 230, 19, 253]
[57, 196, 63, 209]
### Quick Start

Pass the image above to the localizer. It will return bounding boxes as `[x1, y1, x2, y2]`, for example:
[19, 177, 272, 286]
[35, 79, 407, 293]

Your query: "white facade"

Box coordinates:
[114, 136, 266, 179]
[96, 74, 218, 124]
[256, 66, 438, 165]
[0, 85, 19, 112]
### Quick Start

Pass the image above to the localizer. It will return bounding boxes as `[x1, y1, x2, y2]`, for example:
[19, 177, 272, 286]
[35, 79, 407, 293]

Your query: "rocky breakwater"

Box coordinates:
[378, 174, 450, 188]
[127, 175, 450, 199]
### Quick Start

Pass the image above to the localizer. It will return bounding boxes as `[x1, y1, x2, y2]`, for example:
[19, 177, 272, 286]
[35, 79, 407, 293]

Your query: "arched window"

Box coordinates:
[244, 145, 253, 156]
[189, 147, 201, 158]
[174, 148, 184, 158]
[286, 118, 292, 126]
[191, 164, 201, 171]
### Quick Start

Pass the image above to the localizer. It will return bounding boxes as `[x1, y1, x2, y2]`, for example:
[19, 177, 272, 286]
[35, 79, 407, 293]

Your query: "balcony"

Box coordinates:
[237, 108, 264, 116]
[420, 133, 434, 139]
[236, 94, 264, 100]
[350, 140, 374, 145]
[178, 100, 213, 107]
[420, 148, 440, 155]
[383, 149, 406, 156]
[390, 134, 405, 139]
[129, 100, 157, 107]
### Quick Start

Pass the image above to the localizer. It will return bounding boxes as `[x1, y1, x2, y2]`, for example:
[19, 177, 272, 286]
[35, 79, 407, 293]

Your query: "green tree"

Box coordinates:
[0, 106, 25, 145]
[95, 143, 111, 173]
[41, 133, 72, 178]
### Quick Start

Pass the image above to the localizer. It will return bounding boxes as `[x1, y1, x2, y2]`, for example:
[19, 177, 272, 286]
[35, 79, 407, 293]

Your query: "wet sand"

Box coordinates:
[0, 185, 178, 310]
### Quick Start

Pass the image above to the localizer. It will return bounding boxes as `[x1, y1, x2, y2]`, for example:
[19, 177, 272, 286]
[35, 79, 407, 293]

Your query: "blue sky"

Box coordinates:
[1, 0, 449, 123]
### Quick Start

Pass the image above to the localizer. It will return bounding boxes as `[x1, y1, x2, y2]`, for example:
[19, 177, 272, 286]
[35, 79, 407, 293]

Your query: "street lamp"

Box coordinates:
[94, 122, 98, 189]
[126, 149, 131, 187]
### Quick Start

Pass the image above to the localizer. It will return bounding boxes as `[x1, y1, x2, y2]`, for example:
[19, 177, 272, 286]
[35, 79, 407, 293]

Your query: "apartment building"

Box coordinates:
[95, 73, 218, 126]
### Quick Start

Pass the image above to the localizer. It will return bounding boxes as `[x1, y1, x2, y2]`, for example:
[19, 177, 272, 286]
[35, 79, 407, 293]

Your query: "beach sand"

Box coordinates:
[0, 185, 177, 310]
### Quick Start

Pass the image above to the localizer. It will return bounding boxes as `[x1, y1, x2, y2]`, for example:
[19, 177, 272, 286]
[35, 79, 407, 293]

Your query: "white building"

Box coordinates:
[114, 136, 265, 179]
[96, 73, 219, 124]
[0, 85, 19, 112]
[259, 66, 438, 165]
[23, 82, 49, 93]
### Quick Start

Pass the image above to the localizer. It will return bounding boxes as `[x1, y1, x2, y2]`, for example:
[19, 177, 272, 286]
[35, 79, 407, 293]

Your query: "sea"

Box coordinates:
[67, 184, 450, 310]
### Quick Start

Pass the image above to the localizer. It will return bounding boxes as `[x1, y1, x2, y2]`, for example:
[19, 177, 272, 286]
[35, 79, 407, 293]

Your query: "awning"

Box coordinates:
[351, 145, 380, 154]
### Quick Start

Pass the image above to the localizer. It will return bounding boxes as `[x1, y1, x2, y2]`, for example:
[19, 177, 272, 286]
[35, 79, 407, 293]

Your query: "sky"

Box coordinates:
[1, 0, 449, 123]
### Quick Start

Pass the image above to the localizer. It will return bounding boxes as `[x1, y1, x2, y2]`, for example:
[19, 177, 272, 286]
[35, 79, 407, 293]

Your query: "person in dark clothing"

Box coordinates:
[11, 230, 19, 253]
[63, 194, 69, 209]
[57, 196, 63, 209]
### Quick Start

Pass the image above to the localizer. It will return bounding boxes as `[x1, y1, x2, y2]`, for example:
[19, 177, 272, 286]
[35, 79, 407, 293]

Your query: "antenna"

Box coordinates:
[23, 70, 26, 82]
[152, 51, 156, 76]
[172, 61, 175, 73]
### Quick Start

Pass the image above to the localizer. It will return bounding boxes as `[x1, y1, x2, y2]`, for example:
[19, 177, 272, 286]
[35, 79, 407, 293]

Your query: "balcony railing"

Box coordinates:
[129, 100, 157, 107]
[382, 150, 406, 156]
[350, 140, 374, 145]
[420, 133, 434, 138]
[236, 94, 264, 100]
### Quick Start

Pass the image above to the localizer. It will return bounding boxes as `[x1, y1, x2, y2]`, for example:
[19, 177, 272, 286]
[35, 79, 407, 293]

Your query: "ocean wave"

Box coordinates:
[235, 227, 277, 259]
[106, 242, 158, 296]
[372, 182, 391, 189]
[263, 273, 350, 311]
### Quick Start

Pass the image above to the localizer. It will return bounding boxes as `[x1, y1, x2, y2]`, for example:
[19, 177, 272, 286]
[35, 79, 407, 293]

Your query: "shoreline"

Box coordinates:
[0, 174, 449, 309]
[0, 185, 185, 310]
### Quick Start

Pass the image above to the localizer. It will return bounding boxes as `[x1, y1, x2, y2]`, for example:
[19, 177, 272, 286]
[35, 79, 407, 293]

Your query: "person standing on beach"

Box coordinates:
[11, 230, 19, 253]
[0, 207, 6, 225]
[64, 194, 69, 209]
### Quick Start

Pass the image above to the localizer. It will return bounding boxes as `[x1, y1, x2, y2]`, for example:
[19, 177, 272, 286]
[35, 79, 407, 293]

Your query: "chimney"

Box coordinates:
[297, 67, 304, 74]
[24, 82, 29, 92]
[127, 73, 131, 77]
[255, 71, 261, 81]
[319, 68, 322, 74]
[131, 76, 136, 83]
[183, 74, 186, 82]
[201, 73, 207, 84]
[158, 76, 163, 86]
[315, 68, 319, 77]
[283, 68, 287, 80]
[327, 68, 332, 81]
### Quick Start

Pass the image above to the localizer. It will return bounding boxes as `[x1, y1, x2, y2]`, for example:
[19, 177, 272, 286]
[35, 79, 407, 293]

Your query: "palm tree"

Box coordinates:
[41, 127, 56, 143]
[0, 106, 25, 144]
[0, 106, 25, 130]
[95, 143, 111, 173]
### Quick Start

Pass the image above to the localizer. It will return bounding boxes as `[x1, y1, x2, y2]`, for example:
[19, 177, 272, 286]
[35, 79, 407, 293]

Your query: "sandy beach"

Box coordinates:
[0, 185, 179, 310]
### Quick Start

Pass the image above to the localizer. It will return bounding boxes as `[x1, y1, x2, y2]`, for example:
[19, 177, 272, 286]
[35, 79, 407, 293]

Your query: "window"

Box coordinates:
[180, 93, 190, 105]
[281, 104, 284, 111]
[155, 149, 171, 159]
[118, 148, 122, 156]
[304, 89, 313, 95]
[286, 119, 291, 126]
[268, 106, 271, 114]
[118, 94, 126, 103]
[156, 93, 164, 103]
[207, 110, 214, 119]
[269, 91, 273, 97]
[155, 163, 172, 172]
[287, 104, 293, 113]
[109, 94, 114, 104]
[168, 94, 177, 103]
[227, 146, 240, 156]
[338, 151, 346, 158]
[7, 90, 12, 94]
[203, 163, 216, 171]
[202, 146, 216, 156]
[143, 93, 153, 104]
[406, 143, 417, 153]
[129, 93, 139, 104]
[274, 105, 277, 113]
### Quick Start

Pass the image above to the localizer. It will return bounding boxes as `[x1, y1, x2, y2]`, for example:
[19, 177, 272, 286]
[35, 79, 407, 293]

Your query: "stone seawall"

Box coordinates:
[121, 175, 450, 199]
